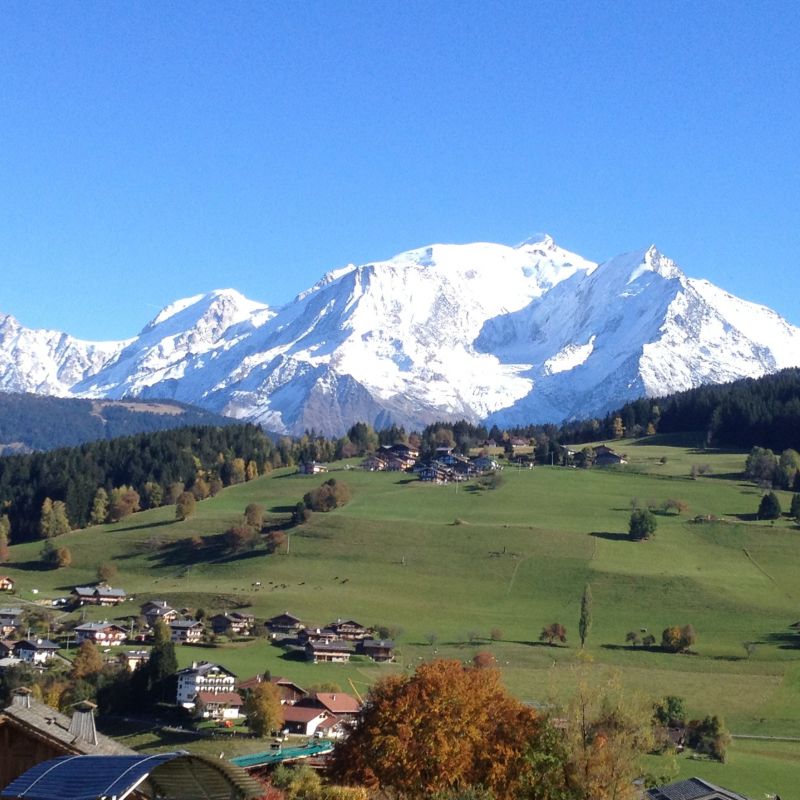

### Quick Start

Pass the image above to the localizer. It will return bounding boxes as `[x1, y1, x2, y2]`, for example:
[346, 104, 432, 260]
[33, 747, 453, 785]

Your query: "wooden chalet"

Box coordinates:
[299, 461, 328, 475]
[265, 611, 305, 636]
[0, 691, 135, 791]
[238, 675, 307, 704]
[140, 600, 179, 627]
[358, 638, 396, 662]
[168, 619, 204, 644]
[210, 611, 254, 636]
[0, 607, 22, 637]
[298, 627, 338, 645]
[298, 691, 361, 719]
[195, 690, 242, 720]
[304, 640, 354, 664]
[13, 639, 60, 664]
[74, 622, 127, 646]
[328, 619, 372, 640]
[593, 444, 627, 466]
[176, 661, 237, 709]
[71, 585, 127, 607]
[646, 777, 751, 800]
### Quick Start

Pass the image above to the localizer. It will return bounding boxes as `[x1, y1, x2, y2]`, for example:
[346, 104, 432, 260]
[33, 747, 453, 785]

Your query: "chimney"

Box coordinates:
[68, 700, 98, 746]
[11, 687, 32, 709]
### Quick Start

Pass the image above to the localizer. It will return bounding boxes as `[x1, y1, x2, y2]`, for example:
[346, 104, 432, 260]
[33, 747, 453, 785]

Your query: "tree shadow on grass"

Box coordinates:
[731, 513, 760, 522]
[112, 519, 174, 533]
[510, 639, 568, 649]
[764, 632, 800, 649]
[589, 531, 630, 542]
[6, 559, 50, 572]
[601, 644, 661, 653]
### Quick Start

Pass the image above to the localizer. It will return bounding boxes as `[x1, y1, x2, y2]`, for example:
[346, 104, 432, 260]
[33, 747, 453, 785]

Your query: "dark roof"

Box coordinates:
[0, 752, 264, 800]
[647, 778, 751, 800]
[196, 691, 243, 706]
[169, 619, 203, 629]
[14, 638, 60, 651]
[1, 697, 134, 756]
[306, 640, 354, 652]
[361, 638, 395, 649]
[176, 661, 236, 678]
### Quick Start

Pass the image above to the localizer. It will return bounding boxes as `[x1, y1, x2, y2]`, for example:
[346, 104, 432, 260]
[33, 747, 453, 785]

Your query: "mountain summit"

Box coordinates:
[2, 238, 799, 435]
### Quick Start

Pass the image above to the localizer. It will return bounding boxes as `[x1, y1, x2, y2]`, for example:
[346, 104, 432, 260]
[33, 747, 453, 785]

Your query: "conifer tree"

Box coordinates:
[578, 584, 593, 648]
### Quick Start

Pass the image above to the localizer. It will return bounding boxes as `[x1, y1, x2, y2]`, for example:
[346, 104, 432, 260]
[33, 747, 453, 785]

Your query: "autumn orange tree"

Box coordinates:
[329, 659, 539, 799]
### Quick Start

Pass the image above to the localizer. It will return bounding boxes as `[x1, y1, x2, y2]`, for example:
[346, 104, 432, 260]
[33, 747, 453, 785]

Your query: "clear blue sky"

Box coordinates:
[2, 2, 799, 339]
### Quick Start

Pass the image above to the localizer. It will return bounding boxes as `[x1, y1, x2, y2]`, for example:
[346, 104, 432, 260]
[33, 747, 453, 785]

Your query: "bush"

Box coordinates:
[686, 715, 730, 762]
[303, 479, 351, 512]
[629, 509, 657, 540]
[661, 624, 696, 653]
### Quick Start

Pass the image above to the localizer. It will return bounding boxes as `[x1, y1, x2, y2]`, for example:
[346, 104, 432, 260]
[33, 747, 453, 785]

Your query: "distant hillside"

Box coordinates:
[0, 392, 233, 452]
[551, 367, 800, 451]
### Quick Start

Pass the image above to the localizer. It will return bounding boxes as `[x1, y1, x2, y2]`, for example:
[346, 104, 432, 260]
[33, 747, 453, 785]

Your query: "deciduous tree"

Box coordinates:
[628, 509, 656, 541]
[89, 488, 109, 525]
[330, 660, 539, 798]
[175, 491, 196, 521]
[243, 680, 282, 737]
[71, 640, 103, 680]
[539, 623, 567, 646]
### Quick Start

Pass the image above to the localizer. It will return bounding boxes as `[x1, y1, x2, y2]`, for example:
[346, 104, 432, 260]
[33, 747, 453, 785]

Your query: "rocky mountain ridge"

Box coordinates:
[2, 236, 799, 435]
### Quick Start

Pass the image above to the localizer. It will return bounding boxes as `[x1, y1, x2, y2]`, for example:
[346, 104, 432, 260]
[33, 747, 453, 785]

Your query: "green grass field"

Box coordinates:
[4, 435, 800, 795]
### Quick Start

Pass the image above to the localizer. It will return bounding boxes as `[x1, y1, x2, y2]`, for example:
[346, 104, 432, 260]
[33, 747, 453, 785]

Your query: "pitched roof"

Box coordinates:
[305, 640, 354, 653]
[75, 622, 126, 632]
[0, 697, 134, 756]
[176, 661, 236, 678]
[646, 777, 751, 800]
[196, 691, 243, 707]
[311, 692, 361, 714]
[282, 705, 329, 724]
[14, 638, 60, 651]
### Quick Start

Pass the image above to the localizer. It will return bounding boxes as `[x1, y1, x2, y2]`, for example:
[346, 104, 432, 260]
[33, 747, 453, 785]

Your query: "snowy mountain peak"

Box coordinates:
[1, 235, 799, 435]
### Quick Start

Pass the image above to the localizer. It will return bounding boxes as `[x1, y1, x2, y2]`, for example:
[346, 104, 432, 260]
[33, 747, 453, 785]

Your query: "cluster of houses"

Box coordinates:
[176, 659, 362, 737]
[266, 611, 396, 664]
[358, 443, 504, 485]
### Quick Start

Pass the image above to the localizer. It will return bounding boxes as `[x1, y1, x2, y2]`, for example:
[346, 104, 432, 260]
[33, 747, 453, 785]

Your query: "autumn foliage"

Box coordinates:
[329, 659, 538, 799]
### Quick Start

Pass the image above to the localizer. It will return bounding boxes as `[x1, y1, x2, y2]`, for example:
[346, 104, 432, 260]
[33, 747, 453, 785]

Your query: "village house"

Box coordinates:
[416, 461, 454, 484]
[358, 638, 396, 662]
[297, 691, 362, 724]
[299, 461, 328, 475]
[118, 649, 149, 671]
[168, 619, 204, 644]
[304, 640, 354, 664]
[593, 444, 627, 466]
[0, 606, 23, 636]
[0, 576, 15, 592]
[238, 674, 307, 705]
[176, 661, 237, 710]
[140, 600, 179, 627]
[195, 690, 243, 720]
[74, 621, 127, 646]
[265, 611, 305, 637]
[0, 639, 16, 660]
[281, 705, 332, 736]
[210, 611, 254, 636]
[13, 638, 60, 664]
[297, 626, 339, 645]
[471, 455, 501, 473]
[328, 619, 372, 641]
[71, 585, 127, 607]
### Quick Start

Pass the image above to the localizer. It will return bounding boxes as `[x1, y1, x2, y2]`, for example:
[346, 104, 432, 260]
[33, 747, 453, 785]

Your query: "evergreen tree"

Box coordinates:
[758, 491, 782, 520]
[790, 493, 800, 520]
[147, 619, 178, 703]
[578, 584, 593, 648]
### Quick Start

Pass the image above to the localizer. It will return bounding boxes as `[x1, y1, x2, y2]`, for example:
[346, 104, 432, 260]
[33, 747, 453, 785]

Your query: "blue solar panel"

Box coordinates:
[1, 753, 181, 800]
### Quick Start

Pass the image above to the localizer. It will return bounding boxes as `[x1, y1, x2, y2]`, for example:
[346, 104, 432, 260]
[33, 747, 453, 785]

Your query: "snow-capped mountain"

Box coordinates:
[2, 237, 799, 435]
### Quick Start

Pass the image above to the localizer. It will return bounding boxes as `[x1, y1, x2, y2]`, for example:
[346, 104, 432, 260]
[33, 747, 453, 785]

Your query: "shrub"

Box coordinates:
[661, 624, 696, 653]
[304, 479, 351, 512]
[629, 509, 657, 541]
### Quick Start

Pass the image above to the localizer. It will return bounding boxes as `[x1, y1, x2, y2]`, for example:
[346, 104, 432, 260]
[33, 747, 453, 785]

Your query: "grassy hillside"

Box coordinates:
[3, 436, 799, 795]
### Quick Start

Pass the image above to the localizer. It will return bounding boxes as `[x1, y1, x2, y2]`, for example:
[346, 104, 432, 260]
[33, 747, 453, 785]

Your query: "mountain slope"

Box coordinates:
[1, 237, 798, 435]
